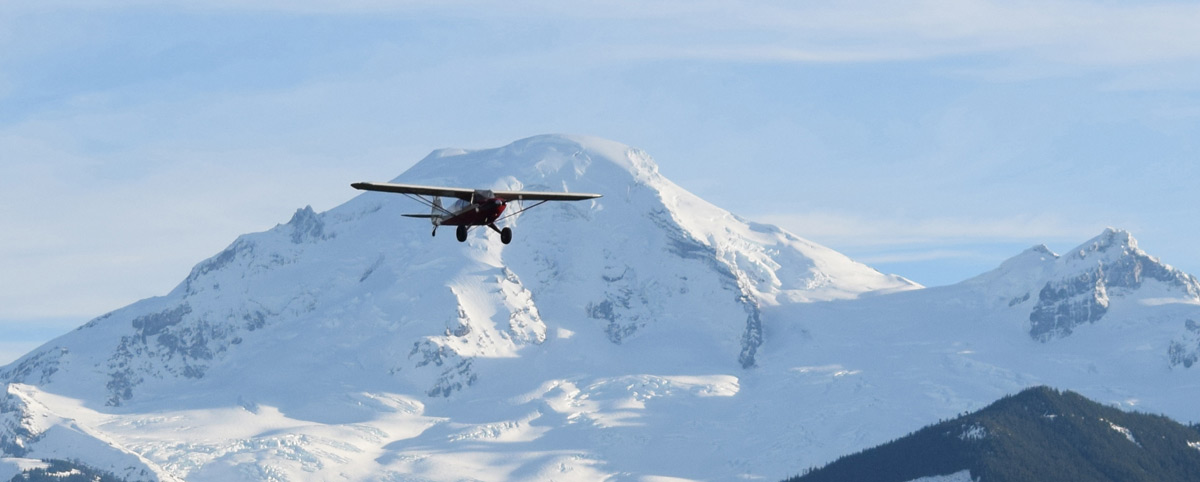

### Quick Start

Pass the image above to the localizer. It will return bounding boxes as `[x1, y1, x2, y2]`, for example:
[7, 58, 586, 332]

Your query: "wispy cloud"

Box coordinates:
[6, 1, 1200, 93]
[10, 1, 1200, 70]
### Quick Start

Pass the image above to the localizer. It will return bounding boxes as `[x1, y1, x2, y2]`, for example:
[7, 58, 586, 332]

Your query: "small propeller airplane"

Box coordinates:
[351, 181, 602, 244]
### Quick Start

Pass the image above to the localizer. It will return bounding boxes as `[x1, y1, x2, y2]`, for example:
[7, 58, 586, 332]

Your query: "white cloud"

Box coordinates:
[9, 1, 1200, 69]
[5, 0, 1199, 91]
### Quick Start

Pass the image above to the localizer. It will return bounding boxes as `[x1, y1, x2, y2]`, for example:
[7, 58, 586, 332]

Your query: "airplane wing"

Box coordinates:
[352, 182, 601, 202]
[351, 182, 477, 200]
[492, 190, 602, 202]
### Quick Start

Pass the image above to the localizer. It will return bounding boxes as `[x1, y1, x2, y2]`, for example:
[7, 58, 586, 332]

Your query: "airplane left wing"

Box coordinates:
[351, 182, 477, 200]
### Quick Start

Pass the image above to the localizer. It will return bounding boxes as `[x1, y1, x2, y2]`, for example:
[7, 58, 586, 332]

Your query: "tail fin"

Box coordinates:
[404, 197, 445, 225]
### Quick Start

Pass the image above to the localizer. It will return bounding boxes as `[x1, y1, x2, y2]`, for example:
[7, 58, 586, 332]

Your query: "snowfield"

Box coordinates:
[2, 135, 1199, 481]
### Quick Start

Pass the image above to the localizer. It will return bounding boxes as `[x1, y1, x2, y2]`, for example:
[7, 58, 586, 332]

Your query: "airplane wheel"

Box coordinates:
[500, 227, 512, 245]
[456, 225, 468, 242]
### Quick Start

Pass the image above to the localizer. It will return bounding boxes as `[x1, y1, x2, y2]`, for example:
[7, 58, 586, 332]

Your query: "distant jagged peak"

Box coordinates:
[1027, 244, 1056, 257]
[970, 228, 1195, 292]
[1066, 227, 1139, 263]
[1056, 227, 1198, 296]
[962, 228, 1200, 321]
[997, 228, 1200, 342]
[285, 205, 330, 244]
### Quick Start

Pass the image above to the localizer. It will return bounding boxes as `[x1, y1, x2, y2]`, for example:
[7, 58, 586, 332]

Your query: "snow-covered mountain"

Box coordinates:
[2, 135, 1198, 481]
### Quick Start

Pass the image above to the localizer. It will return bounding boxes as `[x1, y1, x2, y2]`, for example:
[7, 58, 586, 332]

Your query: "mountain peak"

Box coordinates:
[1067, 227, 1137, 262]
[396, 134, 660, 191]
[961, 228, 1200, 342]
[1038, 229, 1197, 341]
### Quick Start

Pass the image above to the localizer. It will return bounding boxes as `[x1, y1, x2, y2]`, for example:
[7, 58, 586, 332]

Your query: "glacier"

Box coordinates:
[2, 134, 1198, 481]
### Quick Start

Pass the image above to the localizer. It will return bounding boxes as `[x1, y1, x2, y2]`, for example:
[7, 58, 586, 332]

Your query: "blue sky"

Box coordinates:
[3, 1, 1200, 363]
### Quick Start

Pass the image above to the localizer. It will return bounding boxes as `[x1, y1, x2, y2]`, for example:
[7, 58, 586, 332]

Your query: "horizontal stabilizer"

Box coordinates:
[402, 214, 437, 218]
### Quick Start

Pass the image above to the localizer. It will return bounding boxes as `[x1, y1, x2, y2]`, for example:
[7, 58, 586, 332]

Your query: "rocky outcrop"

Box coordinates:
[1169, 320, 1200, 368]
[287, 205, 331, 244]
[0, 387, 39, 457]
[1029, 270, 1110, 341]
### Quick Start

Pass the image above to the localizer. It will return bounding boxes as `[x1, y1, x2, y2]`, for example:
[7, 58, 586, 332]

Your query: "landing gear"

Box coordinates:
[451, 224, 513, 244]
[488, 224, 513, 245]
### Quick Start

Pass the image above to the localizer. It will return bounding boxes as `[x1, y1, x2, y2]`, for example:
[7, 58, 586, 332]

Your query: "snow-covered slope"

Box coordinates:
[747, 228, 1200, 473]
[1, 135, 1197, 481]
[0, 134, 921, 480]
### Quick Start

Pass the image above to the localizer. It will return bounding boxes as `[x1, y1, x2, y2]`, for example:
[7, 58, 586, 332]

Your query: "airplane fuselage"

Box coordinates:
[436, 197, 507, 226]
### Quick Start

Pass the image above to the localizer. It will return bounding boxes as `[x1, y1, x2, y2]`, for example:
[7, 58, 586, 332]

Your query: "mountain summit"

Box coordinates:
[963, 228, 1200, 342]
[2, 136, 1197, 481]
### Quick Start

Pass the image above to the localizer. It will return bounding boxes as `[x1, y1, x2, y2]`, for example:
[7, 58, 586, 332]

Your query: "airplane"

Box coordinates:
[351, 181, 602, 244]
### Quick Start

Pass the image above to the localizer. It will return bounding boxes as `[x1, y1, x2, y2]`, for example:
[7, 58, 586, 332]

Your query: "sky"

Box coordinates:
[3, 1, 1200, 364]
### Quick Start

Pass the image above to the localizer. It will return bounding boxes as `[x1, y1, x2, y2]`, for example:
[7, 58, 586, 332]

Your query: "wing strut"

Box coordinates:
[495, 200, 549, 224]
[402, 192, 456, 217]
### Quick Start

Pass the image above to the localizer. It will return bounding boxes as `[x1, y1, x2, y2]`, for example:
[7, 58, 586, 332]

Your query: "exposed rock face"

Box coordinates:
[1169, 320, 1200, 368]
[1029, 271, 1110, 341]
[287, 205, 331, 244]
[0, 387, 38, 457]
[1027, 229, 1200, 342]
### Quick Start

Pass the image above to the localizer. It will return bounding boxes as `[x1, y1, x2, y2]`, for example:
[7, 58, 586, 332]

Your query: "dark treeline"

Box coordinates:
[785, 386, 1200, 482]
[8, 459, 125, 482]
